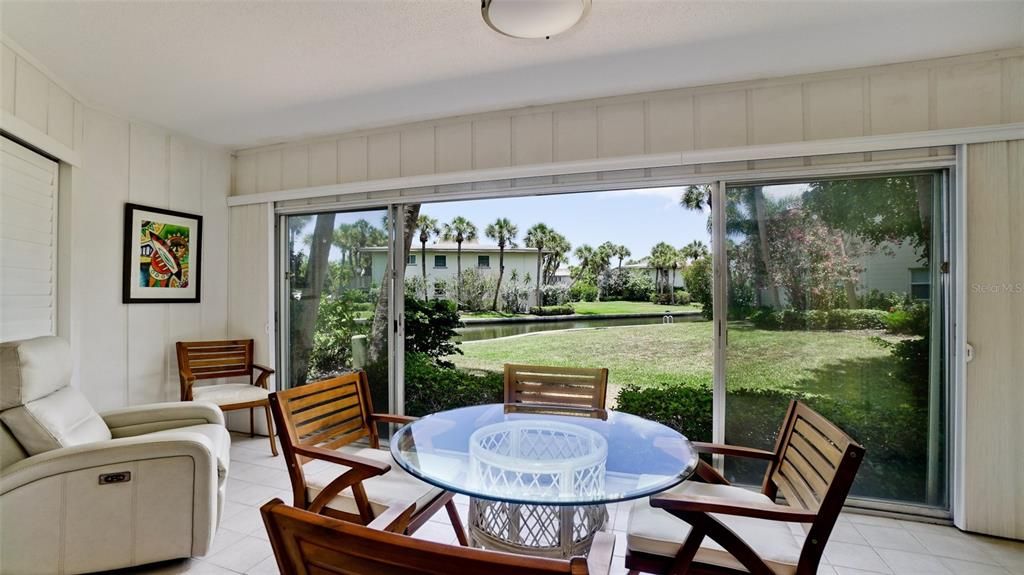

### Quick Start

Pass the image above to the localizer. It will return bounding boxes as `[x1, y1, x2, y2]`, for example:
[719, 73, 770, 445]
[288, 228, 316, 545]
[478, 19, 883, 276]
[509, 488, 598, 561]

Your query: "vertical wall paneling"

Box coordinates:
[308, 140, 338, 186]
[255, 149, 283, 194]
[646, 96, 694, 153]
[869, 70, 930, 135]
[13, 57, 48, 133]
[935, 61, 1002, 129]
[46, 84, 75, 148]
[400, 127, 435, 177]
[73, 108, 130, 409]
[281, 145, 309, 190]
[695, 90, 747, 149]
[1003, 57, 1024, 123]
[436, 123, 472, 172]
[597, 102, 644, 158]
[338, 136, 369, 183]
[1, 44, 15, 114]
[127, 124, 170, 405]
[512, 112, 553, 166]
[554, 107, 597, 162]
[200, 149, 230, 342]
[471, 117, 512, 170]
[805, 76, 865, 140]
[964, 140, 1024, 540]
[368, 133, 400, 180]
[165, 136, 203, 398]
[749, 85, 803, 145]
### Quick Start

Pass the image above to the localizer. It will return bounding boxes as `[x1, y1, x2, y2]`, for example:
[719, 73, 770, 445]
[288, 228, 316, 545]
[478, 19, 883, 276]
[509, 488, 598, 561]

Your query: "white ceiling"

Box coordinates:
[3, 1, 1022, 149]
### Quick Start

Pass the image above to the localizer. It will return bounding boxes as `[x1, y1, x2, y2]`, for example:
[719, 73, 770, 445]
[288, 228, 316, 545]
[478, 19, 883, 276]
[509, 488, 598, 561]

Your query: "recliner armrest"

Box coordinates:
[101, 401, 224, 437]
[1, 432, 220, 496]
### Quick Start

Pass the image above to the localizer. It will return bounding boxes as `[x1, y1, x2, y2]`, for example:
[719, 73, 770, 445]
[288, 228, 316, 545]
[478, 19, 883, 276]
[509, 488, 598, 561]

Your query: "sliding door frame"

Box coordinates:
[274, 154, 961, 518]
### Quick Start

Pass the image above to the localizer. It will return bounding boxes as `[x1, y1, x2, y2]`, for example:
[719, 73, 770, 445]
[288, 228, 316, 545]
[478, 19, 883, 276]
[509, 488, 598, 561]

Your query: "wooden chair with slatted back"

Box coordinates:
[625, 400, 865, 575]
[176, 339, 277, 455]
[504, 364, 610, 409]
[260, 498, 615, 575]
[268, 371, 468, 545]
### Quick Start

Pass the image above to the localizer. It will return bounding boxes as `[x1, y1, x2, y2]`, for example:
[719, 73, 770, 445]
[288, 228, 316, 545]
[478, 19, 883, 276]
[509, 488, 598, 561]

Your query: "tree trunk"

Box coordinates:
[753, 187, 781, 307]
[492, 246, 505, 311]
[420, 240, 428, 300]
[535, 247, 542, 307]
[456, 242, 463, 307]
[670, 268, 676, 304]
[290, 213, 336, 387]
[368, 204, 420, 364]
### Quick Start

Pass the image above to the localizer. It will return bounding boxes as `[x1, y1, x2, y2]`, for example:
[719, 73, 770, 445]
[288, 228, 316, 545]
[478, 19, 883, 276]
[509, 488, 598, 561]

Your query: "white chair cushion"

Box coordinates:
[0, 386, 111, 456]
[148, 422, 232, 483]
[191, 383, 269, 407]
[627, 481, 805, 575]
[0, 336, 73, 410]
[304, 446, 455, 519]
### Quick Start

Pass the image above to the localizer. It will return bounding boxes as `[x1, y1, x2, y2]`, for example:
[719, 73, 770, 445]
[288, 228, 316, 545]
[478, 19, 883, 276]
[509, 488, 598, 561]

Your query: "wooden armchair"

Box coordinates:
[261, 498, 615, 575]
[625, 401, 865, 575]
[504, 364, 609, 409]
[268, 371, 467, 544]
[175, 339, 277, 455]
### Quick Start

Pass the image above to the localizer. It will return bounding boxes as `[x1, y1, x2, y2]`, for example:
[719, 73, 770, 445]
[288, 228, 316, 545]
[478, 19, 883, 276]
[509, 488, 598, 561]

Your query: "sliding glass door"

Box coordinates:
[722, 173, 947, 508]
[280, 208, 394, 411]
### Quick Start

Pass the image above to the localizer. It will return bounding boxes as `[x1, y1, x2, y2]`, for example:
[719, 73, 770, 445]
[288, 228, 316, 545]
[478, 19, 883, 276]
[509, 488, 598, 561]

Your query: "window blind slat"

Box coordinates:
[0, 137, 58, 343]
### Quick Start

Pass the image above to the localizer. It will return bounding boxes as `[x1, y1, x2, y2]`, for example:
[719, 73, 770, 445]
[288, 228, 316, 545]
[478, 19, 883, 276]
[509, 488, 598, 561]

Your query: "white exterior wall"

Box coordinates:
[858, 241, 927, 297]
[373, 249, 541, 299]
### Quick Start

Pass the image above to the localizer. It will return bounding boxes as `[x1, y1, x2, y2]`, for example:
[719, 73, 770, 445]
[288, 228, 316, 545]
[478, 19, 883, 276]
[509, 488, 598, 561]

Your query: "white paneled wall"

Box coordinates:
[74, 106, 232, 411]
[233, 50, 1024, 197]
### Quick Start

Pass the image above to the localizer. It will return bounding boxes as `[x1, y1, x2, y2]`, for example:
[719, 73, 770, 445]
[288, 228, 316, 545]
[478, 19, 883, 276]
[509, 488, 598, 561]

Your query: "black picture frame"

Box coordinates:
[122, 203, 203, 303]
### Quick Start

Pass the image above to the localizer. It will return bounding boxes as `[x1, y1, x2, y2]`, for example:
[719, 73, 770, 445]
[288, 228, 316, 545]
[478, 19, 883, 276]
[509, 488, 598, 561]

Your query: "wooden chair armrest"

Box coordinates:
[253, 363, 275, 375]
[692, 442, 777, 461]
[692, 459, 731, 485]
[585, 531, 616, 575]
[366, 499, 417, 533]
[650, 491, 817, 523]
[371, 413, 417, 425]
[292, 445, 391, 475]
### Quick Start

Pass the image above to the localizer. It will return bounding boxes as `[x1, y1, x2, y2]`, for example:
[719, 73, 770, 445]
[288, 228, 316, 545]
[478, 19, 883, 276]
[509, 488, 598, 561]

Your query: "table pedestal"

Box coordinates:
[468, 497, 608, 559]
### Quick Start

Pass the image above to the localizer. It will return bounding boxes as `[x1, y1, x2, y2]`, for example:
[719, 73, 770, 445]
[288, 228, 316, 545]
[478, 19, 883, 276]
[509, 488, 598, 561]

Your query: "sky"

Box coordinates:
[293, 186, 714, 265]
[418, 187, 710, 265]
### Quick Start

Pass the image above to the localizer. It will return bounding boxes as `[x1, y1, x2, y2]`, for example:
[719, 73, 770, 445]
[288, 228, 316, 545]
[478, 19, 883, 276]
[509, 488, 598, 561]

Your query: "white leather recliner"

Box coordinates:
[0, 336, 231, 574]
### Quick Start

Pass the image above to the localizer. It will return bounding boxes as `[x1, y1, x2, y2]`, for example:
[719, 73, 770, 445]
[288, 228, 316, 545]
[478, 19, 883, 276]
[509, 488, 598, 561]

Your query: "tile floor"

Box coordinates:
[121, 433, 1024, 574]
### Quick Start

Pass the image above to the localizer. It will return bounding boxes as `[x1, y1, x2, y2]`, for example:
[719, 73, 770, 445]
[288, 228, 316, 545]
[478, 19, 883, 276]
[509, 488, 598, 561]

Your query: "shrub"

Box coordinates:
[622, 269, 656, 302]
[404, 296, 462, 367]
[568, 281, 598, 302]
[404, 353, 503, 417]
[674, 290, 691, 305]
[500, 271, 530, 313]
[597, 268, 628, 300]
[541, 284, 570, 306]
[615, 381, 713, 442]
[457, 269, 497, 312]
[529, 304, 575, 316]
[685, 256, 712, 318]
[884, 302, 929, 336]
[748, 307, 782, 330]
[306, 292, 367, 382]
[863, 289, 911, 311]
[747, 308, 887, 331]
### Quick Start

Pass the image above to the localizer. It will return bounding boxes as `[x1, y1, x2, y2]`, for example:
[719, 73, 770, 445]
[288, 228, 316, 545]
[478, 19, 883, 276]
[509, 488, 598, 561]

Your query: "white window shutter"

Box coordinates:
[0, 137, 59, 343]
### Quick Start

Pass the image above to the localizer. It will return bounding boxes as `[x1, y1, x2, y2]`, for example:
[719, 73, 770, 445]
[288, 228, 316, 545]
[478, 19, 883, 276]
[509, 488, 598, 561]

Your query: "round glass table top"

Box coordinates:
[389, 403, 698, 506]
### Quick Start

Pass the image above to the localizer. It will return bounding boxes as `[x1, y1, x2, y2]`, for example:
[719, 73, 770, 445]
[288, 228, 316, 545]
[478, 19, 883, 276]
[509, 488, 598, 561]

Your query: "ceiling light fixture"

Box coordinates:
[481, 0, 590, 40]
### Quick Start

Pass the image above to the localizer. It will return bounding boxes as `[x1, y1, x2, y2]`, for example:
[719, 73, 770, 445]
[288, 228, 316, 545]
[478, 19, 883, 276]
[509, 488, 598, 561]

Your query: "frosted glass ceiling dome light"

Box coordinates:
[482, 0, 591, 40]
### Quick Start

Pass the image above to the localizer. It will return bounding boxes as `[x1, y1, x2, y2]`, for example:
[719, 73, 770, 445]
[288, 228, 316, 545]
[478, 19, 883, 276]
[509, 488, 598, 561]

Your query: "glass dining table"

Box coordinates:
[390, 403, 699, 558]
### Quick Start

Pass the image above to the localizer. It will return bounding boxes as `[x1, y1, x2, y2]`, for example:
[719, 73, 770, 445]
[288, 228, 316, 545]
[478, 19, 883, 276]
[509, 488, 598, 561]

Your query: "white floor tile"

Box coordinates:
[875, 548, 952, 574]
[825, 542, 893, 573]
[204, 536, 274, 573]
[938, 557, 1012, 575]
[855, 524, 927, 552]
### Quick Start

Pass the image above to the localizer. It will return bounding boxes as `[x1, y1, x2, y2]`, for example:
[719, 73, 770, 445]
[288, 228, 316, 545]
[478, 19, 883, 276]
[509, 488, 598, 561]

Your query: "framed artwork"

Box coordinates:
[123, 203, 202, 303]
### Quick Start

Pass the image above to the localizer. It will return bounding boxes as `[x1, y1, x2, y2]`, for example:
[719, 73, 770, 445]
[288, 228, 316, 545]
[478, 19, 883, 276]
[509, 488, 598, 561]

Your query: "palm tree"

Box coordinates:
[415, 215, 440, 300]
[441, 216, 478, 306]
[542, 232, 571, 285]
[680, 240, 709, 263]
[484, 218, 519, 310]
[572, 244, 597, 282]
[524, 223, 553, 307]
[613, 244, 631, 269]
[649, 242, 676, 299]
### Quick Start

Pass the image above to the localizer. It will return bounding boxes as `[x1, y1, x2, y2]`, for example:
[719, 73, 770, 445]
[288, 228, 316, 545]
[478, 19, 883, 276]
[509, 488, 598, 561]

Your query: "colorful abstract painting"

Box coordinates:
[123, 204, 202, 303]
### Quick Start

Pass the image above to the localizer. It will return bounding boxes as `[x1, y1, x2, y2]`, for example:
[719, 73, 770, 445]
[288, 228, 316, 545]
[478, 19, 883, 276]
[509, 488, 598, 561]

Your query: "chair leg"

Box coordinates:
[445, 498, 469, 546]
[265, 404, 278, 456]
[249, 407, 255, 437]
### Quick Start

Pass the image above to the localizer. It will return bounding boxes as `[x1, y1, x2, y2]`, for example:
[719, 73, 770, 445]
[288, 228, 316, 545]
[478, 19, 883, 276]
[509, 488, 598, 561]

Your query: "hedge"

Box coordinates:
[529, 304, 576, 316]
[403, 353, 503, 417]
[747, 308, 888, 331]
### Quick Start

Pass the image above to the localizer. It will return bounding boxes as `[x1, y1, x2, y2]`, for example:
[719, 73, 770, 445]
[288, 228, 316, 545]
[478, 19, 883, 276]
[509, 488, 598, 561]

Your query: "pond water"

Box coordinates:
[456, 314, 704, 342]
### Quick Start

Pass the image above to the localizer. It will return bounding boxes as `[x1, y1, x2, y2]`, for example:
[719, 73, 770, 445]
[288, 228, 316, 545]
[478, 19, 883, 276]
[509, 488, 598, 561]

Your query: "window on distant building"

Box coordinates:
[434, 281, 446, 298]
[434, 255, 447, 268]
[910, 268, 931, 300]
[478, 255, 490, 268]
[407, 254, 416, 265]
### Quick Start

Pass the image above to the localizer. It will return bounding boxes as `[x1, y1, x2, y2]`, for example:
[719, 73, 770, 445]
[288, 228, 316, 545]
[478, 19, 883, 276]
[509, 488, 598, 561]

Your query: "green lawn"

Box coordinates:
[570, 301, 702, 315]
[450, 320, 908, 404]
